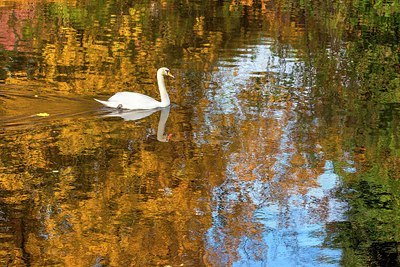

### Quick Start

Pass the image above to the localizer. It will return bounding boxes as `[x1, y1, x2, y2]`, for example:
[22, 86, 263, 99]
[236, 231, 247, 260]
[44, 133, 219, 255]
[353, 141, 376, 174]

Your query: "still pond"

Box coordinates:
[0, 0, 400, 266]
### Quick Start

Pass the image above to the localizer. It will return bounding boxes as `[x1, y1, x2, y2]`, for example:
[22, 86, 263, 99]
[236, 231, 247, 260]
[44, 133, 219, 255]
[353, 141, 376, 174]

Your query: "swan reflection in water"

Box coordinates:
[102, 107, 172, 142]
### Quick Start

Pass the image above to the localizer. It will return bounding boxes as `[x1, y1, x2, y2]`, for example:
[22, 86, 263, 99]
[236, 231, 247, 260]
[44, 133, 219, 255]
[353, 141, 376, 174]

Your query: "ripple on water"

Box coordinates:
[0, 85, 103, 132]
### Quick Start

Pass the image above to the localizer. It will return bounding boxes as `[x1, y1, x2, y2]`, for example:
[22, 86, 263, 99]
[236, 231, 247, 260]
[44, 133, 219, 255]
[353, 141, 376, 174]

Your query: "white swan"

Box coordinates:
[94, 67, 174, 110]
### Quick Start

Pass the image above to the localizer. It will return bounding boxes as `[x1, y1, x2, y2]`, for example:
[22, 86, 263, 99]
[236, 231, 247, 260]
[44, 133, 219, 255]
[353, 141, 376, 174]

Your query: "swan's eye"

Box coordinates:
[165, 70, 169, 75]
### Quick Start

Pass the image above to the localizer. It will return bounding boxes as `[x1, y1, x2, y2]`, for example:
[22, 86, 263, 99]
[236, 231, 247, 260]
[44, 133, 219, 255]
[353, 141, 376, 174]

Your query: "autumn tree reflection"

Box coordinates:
[1, 0, 399, 266]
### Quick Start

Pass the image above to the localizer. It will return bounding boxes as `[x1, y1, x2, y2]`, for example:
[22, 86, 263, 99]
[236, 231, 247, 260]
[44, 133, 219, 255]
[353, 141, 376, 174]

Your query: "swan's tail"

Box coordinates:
[94, 98, 122, 109]
[94, 98, 108, 106]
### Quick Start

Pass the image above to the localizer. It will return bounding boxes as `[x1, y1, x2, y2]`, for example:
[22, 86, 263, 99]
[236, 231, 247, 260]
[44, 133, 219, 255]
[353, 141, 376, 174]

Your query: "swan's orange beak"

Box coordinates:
[167, 72, 175, 79]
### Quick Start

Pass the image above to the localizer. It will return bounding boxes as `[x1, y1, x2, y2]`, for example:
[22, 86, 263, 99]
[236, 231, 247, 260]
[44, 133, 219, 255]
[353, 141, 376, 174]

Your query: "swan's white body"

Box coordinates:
[94, 67, 174, 110]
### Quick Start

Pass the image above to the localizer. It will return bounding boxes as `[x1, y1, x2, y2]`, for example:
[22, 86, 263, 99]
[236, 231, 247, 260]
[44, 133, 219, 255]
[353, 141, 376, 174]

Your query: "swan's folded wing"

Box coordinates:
[107, 92, 160, 109]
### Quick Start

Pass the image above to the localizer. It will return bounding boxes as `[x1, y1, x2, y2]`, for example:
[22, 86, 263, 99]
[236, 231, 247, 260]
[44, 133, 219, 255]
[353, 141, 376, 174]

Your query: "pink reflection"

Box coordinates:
[0, 3, 35, 51]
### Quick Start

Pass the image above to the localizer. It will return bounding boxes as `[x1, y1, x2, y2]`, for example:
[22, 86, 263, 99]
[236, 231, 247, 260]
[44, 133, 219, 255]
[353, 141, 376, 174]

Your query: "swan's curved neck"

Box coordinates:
[157, 72, 170, 107]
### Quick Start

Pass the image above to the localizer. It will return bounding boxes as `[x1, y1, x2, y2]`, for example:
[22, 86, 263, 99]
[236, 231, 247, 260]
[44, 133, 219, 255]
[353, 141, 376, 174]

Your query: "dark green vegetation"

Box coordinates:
[297, 1, 400, 266]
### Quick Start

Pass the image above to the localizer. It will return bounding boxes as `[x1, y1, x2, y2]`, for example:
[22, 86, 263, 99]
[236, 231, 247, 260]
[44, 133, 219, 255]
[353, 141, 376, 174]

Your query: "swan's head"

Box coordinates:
[158, 67, 175, 78]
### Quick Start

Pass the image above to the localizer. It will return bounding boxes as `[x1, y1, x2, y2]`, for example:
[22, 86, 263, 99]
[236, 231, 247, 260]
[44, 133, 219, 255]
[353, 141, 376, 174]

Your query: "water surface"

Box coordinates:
[1, 0, 400, 266]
